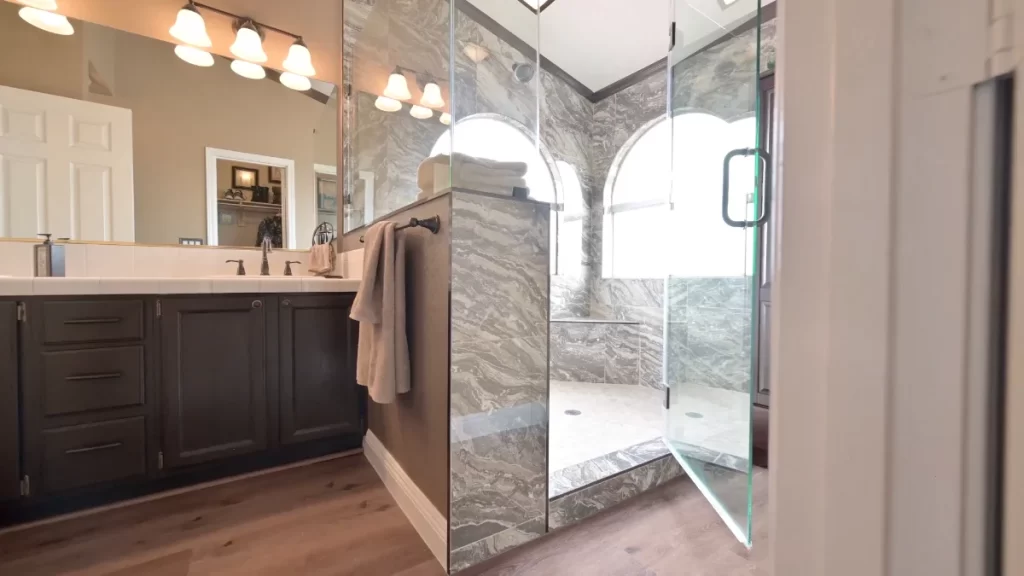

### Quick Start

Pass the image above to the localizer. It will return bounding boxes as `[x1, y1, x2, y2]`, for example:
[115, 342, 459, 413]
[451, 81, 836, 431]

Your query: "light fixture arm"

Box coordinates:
[192, 1, 302, 41]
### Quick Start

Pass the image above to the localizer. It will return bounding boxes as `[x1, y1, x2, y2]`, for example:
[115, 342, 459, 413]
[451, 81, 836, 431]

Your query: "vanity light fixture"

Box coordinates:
[230, 59, 266, 80]
[279, 71, 311, 91]
[383, 68, 412, 101]
[230, 19, 267, 63]
[174, 44, 215, 67]
[439, 113, 452, 126]
[283, 38, 316, 77]
[169, 1, 212, 47]
[420, 81, 445, 109]
[374, 95, 403, 113]
[18, 6, 73, 35]
[409, 105, 433, 120]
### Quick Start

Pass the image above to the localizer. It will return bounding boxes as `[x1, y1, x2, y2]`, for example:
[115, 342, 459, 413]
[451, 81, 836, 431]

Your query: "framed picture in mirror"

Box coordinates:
[232, 166, 258, 188]
[269, 166, 283, 184]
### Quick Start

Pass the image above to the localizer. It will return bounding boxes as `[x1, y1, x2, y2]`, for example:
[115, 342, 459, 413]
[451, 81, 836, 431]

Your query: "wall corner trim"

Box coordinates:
[363, 431, 448, 571]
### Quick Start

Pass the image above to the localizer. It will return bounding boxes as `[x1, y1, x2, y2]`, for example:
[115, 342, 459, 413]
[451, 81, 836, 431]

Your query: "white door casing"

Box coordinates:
[0, 85, 134, 242]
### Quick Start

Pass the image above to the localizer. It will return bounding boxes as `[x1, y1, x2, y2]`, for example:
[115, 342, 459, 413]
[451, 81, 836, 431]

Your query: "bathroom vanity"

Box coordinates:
[0, 279, 363, 525]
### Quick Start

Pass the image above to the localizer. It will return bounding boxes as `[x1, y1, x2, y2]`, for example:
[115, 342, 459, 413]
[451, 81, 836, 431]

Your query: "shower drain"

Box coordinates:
[685, 411, 704, 419]
[564, 409, 582, 416]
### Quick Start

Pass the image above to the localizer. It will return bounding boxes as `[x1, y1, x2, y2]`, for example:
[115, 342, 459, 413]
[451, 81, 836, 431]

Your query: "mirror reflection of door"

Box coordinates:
[213, 157, 288, 249]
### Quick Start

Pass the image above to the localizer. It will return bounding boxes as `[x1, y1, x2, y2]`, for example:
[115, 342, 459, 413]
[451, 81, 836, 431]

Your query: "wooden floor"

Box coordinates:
[0, 455, 769, 576]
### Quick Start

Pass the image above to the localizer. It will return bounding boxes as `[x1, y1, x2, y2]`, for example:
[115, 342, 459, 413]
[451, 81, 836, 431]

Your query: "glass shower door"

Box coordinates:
[664, 0, 767, 547]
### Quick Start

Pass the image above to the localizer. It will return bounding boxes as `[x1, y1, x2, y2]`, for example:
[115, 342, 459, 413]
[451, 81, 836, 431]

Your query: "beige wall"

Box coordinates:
[3, 0, 343, 86]
[0, 4, 338, 247]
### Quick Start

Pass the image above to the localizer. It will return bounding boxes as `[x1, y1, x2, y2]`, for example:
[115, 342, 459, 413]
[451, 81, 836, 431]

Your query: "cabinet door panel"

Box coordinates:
[279, 295, 358, 445]
[0, 302, 19, 501]
[161, 297, 267, 468]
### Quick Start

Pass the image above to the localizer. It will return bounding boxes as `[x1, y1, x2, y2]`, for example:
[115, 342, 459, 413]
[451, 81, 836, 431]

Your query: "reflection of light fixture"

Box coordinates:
[230, 59, 266, 80]
[175, 44, 214, 67]
[420, 82, 445, 108]
[717, 0, 738, 7]
[383, 68, 412, 101]
[17, 0, 58, 10]
[409, 105, 433, 120]
[18, 6, 73, 35]
[230, 20, 267, 63]
[283, 39, 316, 77]
[440, 113, 451, 126]
[280, 71, 311, 91]
[463, 43, 490, 63]
[169, 2, 211, 47]
[374, 95, 402, 112]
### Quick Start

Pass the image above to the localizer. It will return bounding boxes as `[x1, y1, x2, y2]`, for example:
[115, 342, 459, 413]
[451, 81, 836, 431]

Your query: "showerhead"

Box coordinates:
[512, 62, 536, 83]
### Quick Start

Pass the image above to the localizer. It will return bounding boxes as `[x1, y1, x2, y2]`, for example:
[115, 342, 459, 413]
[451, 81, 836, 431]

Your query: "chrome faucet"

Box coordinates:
[261, 236, 272, 276]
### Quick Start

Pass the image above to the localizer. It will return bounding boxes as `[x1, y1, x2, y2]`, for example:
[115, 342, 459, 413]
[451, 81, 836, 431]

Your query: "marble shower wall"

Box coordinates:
[549, 320, 643, 385]
[448, 191, 550, 573]
[587, 22, 777, 391]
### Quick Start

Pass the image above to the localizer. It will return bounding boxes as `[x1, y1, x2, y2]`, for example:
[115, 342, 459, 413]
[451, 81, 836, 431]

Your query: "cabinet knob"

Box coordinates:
[252, 300, 262, 309]
[282, 299, 291, 307]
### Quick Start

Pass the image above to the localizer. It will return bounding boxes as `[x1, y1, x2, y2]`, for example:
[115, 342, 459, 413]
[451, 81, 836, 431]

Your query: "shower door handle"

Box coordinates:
[722, 147, 772, 228]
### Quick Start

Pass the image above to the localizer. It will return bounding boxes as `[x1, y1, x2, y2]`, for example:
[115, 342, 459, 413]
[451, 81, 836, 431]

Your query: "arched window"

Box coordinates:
[602, 111, 758, 278]
[555, 160, 584, 276]
[431, 114, 567, 273]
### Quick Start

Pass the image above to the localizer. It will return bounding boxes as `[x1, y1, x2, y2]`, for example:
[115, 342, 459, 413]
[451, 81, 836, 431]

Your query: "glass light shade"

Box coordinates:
[462, 43, 490, 63]
[283, 40, 316, 77]
[382, 71, 412, 101]
[230, 23, 267, 63]
[17, 0, 58, 10]
[409, 105, 433, 120]
[439, 113, 451, 126]
[374, 95, 402, 113]
[279, 71, 311, 91]
[230, 59, 266, 80]
[18, 7, 73, 35]
[169, 4, 211, 48]
[420, 82, 445, 108]
[174, 44, 214, 67]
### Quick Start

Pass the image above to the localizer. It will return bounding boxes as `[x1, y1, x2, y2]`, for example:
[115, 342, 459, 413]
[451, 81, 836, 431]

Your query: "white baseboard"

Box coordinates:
[363, 431, 447, 571]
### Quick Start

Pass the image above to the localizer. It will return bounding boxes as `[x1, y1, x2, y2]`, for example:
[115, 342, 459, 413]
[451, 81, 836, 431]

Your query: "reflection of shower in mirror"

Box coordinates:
[512, 62, 535, 83]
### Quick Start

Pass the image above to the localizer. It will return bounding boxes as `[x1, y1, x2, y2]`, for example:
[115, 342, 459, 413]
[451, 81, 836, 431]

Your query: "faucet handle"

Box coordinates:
[284, 261, 302, 276]
[225, 259, 245, 276]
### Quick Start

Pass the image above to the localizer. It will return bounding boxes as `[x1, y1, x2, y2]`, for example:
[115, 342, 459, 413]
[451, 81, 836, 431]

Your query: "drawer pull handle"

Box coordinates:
[65, 372, 122, 382]
[64, 317, 122, 325]
[65, 442, 122, 455]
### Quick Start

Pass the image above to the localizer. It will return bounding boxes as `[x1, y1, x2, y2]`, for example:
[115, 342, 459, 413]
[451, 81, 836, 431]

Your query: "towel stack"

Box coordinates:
[417, 153, 528, 200]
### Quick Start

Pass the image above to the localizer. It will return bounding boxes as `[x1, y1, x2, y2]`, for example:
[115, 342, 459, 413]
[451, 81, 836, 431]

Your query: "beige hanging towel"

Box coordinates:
[349, 221, 410, 404]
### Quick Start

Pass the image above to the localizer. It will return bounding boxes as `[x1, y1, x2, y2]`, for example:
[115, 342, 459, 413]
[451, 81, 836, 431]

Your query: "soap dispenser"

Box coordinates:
[34, 234, 66, 277]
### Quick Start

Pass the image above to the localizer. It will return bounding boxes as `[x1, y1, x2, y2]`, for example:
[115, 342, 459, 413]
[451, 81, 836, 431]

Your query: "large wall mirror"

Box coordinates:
[0, 1, 339, 250]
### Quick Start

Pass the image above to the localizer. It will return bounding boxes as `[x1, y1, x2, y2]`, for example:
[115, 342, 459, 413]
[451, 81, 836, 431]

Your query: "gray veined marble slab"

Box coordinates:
[549, 437, 671, 498]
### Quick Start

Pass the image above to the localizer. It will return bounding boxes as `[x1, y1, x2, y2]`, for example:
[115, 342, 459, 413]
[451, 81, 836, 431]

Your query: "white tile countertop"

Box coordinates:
[0, 276, 361, 296]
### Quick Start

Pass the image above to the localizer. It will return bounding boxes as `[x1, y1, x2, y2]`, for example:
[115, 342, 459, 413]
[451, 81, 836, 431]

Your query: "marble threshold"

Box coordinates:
[0, 276, 360, 296]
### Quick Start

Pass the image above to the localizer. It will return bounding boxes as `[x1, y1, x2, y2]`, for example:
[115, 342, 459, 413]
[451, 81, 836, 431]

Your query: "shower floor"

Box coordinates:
[549, 380, 751, 498]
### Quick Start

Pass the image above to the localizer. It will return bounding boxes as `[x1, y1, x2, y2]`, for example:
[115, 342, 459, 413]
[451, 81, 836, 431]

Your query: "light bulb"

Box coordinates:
[439, 113, 451, 126]
[280, 71, 311, 91]
[462, 43, 490, 63]
[283, 39, 316, 77]
[174, 45, 214, 67]
[18, 7, 73, 35]
[17, 0, 58, 10]
[420, 82, 444, 108]
[169, 3, 211, 48]
[230, 21, 267, 63]
[230, 59, 266, 80]
[382, 69, 411, 101]
[374, 96, 402, 113]
[409, 105, 433, 120]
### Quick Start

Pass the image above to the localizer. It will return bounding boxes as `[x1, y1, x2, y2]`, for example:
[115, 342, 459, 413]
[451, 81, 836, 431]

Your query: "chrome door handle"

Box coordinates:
[722, 147, 772, 228]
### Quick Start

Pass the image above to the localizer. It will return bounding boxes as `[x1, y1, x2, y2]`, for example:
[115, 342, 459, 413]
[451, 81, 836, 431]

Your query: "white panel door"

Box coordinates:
[0, 85, 133, 242]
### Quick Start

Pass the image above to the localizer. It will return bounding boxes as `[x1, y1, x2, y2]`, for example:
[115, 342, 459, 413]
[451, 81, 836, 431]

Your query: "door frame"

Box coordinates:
[205, 147, 296, 248]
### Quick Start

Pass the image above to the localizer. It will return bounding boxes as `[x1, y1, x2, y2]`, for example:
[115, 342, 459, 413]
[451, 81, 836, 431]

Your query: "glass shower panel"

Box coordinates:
[664, 0, 765, 546]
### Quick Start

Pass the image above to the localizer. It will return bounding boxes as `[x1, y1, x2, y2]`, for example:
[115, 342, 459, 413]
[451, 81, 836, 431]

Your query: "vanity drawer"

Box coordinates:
[41, 300, 144, 344]
[42, 346, 144, 416]
[41, 417, 146, 494]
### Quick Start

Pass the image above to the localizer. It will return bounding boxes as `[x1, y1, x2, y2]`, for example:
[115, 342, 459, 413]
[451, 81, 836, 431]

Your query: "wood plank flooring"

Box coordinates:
[0, 455, 769, 576]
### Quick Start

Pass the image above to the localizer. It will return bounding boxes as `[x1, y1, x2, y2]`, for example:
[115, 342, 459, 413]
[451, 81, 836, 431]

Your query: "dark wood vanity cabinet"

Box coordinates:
[159, 296, 269, 468]
[279, 295, 360, 445]
[4, 293, 361, 523]
[0, 302, 21, 502]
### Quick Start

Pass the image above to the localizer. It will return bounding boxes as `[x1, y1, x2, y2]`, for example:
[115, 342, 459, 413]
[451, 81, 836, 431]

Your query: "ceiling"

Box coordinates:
[465, 0, 773, 94]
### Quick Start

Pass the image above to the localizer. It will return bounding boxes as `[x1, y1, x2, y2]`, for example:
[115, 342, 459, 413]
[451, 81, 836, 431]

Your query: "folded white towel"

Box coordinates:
[417, 153, 529, 192]
[457, 177, 528, 196]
